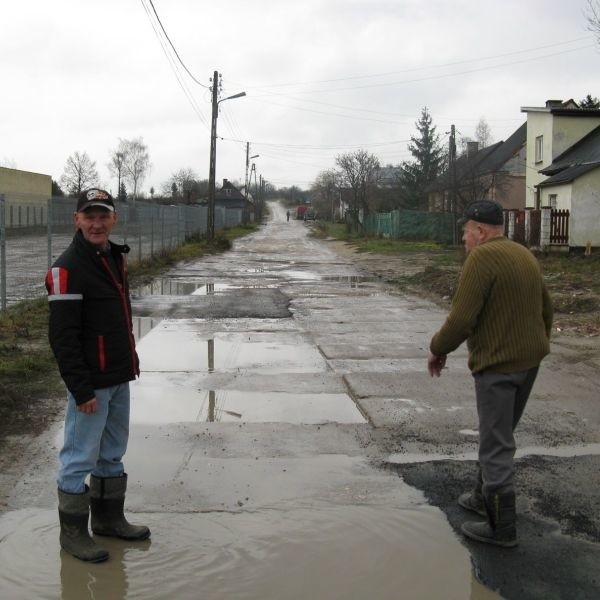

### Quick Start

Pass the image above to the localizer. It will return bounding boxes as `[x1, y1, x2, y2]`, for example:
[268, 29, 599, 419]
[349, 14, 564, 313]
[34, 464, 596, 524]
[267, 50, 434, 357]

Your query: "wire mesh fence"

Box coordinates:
[0, 193, 242, 310]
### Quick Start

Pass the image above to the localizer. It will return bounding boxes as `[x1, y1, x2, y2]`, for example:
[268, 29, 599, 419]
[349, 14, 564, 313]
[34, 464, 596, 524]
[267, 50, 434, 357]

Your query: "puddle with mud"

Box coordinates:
[0, 505, 501, 599]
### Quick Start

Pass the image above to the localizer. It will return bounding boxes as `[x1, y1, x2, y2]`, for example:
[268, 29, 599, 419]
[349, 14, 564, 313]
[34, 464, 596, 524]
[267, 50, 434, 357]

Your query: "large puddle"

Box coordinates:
[130, 385, 365, 424]
[0, 505, 500, 599]
[138, 328, 328, 374]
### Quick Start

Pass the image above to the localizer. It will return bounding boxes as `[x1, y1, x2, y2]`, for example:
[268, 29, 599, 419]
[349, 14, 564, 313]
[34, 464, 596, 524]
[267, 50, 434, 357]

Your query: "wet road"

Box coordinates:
[0, 204, 494, 599]
[1, 203, 503, 598]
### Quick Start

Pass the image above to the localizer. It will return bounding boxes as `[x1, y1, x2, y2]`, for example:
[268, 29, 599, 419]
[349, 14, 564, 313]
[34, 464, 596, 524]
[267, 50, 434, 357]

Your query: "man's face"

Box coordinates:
[74, 207, 117, 249]
[462, 220, 484, 253]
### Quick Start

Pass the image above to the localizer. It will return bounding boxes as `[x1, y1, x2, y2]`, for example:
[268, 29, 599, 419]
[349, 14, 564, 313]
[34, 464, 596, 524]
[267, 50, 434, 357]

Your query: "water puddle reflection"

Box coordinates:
[132, 316, 161, 341]
[0, 506, 500, 599]
[130, 383, 365, 424]
[138, 331, 328, 374]
[131, 278, 201, 296]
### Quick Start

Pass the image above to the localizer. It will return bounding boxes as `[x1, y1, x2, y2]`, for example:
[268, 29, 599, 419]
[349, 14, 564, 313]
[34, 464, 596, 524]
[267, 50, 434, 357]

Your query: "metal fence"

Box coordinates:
[363, 208, 458, 244]
[0, 193, 243, 310]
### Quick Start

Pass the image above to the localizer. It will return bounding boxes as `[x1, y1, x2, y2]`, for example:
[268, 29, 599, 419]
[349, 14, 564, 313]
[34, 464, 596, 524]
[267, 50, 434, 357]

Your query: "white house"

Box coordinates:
[521, 99, 600, 209]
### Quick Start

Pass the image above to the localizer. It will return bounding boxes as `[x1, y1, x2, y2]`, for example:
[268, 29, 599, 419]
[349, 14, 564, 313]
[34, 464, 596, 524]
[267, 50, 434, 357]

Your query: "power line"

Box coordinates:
[139, 0, 209, 128]
[144, 0, 209, 88]
[236, 36, 594, 90]
[247, 44, 596, 96]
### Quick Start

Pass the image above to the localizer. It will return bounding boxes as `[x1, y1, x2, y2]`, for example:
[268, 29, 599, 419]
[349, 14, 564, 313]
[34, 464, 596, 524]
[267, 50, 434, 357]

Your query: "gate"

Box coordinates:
[550, 209, 569, 245]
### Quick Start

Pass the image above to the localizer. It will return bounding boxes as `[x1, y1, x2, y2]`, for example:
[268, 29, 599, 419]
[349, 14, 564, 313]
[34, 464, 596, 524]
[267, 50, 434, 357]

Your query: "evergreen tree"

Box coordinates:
[118, 181, 128, 202]
[398, 107, 445, 210]
[51, 179, 64, 197]
[580, 94, 600, 108]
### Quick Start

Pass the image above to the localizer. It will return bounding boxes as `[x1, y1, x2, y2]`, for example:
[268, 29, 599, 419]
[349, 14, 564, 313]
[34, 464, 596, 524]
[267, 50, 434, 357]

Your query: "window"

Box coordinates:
[535, 135, 543, 163]
[548, 194, 557, 208]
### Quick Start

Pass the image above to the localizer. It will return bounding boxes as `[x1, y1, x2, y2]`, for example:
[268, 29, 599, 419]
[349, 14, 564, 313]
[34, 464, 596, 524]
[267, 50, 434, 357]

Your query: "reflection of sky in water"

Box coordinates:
[130, 385, 365, 425]
[137, 329, 328, 374]
[131, 279, 238, 297]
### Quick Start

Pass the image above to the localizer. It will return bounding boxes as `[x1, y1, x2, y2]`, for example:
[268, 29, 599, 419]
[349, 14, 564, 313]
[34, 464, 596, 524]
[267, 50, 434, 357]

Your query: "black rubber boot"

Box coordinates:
[90, 473, 150, 540]
[457, 470, 486, 517]
[58, 486, 109, 562]
[461, 490, 517, 548]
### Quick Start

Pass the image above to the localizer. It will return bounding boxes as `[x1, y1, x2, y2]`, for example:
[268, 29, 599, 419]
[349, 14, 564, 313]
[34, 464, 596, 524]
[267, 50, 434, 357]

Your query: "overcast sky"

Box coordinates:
[2, 0, 599, 196]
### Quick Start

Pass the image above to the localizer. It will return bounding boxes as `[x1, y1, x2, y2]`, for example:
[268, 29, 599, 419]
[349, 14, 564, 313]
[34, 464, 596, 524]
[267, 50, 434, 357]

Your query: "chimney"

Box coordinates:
[467, 141, 479, 157]
[545, 99, 563, 108]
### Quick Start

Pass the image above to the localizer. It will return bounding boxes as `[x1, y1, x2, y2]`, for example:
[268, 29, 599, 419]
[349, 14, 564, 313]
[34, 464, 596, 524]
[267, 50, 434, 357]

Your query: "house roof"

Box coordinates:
[538, 163, 600, 187]
[540, 125, 600, 176]
[428, 122, 526, 192]
[537, 125, 600, 187]
[521, 98, 600, 116]
[215, 179, 245, 201]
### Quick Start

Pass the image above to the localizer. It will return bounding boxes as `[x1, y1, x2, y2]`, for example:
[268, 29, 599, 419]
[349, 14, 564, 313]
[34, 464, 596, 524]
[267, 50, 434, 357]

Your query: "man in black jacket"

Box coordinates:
[46, 188, 149, 563]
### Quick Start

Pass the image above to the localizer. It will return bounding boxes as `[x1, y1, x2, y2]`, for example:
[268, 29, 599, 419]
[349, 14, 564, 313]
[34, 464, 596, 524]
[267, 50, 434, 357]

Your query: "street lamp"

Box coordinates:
[207, 71, 246, 240]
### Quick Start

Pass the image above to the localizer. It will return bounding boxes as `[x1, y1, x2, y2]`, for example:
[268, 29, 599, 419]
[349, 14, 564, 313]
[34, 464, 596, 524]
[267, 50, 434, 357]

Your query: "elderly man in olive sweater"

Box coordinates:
[428, 200, 553, 547]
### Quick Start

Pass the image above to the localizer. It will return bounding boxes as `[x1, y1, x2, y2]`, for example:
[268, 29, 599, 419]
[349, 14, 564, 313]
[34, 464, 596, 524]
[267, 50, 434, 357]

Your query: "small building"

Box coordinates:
[215, 178, 254, 223]
[536, 125, 600, 247]
[0, 166, 52, 203]
[521, 99, 600, 208]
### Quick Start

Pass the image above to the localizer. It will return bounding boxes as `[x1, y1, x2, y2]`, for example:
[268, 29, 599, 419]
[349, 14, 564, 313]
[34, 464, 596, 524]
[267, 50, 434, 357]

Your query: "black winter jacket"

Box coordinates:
[45, 230, 140, 404]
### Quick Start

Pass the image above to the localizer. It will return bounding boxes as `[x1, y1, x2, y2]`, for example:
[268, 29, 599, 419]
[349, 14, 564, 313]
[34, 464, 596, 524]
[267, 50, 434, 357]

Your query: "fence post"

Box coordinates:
[524, 209, 531, 246]
[507, 210, 515, 240]
[47, 198, 53, 270]
[0, 194, 6, 311]
[540, 207, 551, 249]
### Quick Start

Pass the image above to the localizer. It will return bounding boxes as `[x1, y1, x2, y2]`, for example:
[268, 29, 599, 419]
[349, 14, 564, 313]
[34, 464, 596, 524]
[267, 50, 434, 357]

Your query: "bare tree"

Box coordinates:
[586, 0, 600, 43]
[107, 141, 128, 201]
[121, 137, 150, 201]
[335, 149, 380, 231]
[311, 169, 339, 220]
[60, 151, 99, 196]
[474, 118, 493, 149]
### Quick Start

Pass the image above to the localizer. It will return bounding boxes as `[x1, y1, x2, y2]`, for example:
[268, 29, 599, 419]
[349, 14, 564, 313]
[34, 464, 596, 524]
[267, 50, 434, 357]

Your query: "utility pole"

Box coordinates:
[207, 70, 219, 241]
[449, 124, 457, 244]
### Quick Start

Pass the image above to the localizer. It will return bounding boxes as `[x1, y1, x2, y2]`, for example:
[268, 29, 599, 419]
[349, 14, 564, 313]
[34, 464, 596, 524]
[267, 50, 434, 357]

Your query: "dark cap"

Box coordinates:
[459, 200, 503, 226]
[77, 188, 115, 212]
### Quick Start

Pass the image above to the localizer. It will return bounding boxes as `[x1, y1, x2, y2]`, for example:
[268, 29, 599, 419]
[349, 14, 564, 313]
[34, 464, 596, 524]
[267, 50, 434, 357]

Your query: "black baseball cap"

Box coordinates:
[77, 188, 115, 212]
[458, 200, 504, 226]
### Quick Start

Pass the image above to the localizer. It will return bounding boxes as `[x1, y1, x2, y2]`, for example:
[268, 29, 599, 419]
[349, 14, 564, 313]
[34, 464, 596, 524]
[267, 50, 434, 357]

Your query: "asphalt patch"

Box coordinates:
[131, 288, 291, 319]
[390, 457, 600, 600]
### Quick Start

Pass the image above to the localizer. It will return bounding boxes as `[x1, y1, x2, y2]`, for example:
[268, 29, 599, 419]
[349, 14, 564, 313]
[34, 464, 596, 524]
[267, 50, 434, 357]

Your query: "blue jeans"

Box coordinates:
[57, 383, 130, 494]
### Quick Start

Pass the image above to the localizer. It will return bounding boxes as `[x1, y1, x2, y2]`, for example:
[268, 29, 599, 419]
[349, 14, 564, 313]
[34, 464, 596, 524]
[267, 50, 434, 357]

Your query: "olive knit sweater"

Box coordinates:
[430, 236, 553, 374]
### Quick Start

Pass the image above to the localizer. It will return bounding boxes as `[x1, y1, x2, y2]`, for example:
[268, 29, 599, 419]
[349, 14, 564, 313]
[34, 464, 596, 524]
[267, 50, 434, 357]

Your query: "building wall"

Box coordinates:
[495, 174, 525, 210]
[525, 112, 553, 206]
[524, 111, 600, 208]
[553, 116, 600, 159]
[539, 183, 572, 211]
[571, 169, 600, 247]
[0, 166, 52, 202]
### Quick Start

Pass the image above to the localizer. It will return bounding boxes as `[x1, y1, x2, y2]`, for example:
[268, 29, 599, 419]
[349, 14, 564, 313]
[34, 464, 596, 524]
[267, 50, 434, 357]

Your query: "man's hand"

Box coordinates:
[77, 397, 97, 414]
[427, 352, 447, 377]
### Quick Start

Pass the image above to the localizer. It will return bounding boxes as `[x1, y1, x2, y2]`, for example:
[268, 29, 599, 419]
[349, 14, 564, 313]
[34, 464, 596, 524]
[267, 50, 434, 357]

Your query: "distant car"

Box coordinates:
[303, 211, 316, 221]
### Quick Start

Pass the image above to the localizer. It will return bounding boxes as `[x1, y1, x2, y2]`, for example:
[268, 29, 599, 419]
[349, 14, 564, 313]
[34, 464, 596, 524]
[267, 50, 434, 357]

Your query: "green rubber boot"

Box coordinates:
[90, 473, 150, 541]
[461, 491, 517, 548]
[58, 486, 109, 563]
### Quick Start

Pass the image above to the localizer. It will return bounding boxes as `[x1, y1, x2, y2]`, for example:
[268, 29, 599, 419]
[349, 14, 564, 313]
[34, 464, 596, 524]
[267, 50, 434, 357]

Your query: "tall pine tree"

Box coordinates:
[398, 107, 445, 210]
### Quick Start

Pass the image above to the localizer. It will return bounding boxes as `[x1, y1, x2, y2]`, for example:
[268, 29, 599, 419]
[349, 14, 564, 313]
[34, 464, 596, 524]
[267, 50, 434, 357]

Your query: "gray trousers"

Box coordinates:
[474, 367, 539, 496]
